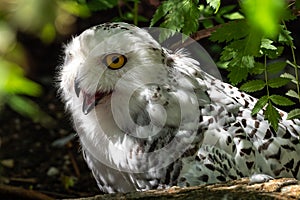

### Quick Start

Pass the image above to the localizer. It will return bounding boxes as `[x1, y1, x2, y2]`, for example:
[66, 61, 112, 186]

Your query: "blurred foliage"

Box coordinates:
[0, 0, 74, 125]
[0, 1, 89, 124]
[0, 0, 146, 124]
[61, 175, 77, 189]
[242, 0, 288, 38]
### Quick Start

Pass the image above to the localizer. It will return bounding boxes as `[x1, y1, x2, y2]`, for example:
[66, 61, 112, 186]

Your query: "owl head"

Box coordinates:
[59, 22, 170, 114]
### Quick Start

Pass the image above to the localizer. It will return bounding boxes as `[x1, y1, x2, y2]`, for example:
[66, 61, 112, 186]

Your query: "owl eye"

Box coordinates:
[103, 53, 127, 70]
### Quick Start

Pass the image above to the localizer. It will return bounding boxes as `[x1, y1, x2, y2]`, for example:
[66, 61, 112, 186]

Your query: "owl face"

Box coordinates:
[63, 23, 169, 114]
[59, 22, 206, 173]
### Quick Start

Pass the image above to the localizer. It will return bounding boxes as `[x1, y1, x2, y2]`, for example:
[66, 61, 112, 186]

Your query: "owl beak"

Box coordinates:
[82, 91, 112, 115]
[74, 78, 111, 115]
[74, 78, 96, 115]
[74, 78, 81, 97]
[82, 92, 97, 115]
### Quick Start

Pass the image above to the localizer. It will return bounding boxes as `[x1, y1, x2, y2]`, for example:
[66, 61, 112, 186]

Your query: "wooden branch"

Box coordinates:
[64, 178, 300, 200]
[190, 24, 223, 41]
[169, 24, 222, 50]
[0, 184, 54, 200]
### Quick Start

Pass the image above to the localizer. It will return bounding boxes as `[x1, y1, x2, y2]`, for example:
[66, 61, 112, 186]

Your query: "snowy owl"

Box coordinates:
[58, 22, 300, 193]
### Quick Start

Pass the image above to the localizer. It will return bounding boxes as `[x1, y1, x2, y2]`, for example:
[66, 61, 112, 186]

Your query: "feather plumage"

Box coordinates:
[58, 22, 300, 193]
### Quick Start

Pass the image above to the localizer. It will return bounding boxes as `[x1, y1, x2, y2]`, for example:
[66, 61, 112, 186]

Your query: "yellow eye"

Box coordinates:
[103, 53, 127, 70]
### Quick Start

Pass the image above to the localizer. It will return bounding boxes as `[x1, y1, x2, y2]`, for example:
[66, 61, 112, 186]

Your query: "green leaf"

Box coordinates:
[202, 19, 214, 29]
[218, 5, 236, 15]
[286, 90, 300, 100]
[206, 0, 221, 12]
[280, 73, 298, 84]
[151, 0, 200, 36]
[182, 0, 201, 35]
[227, 31, 262, 57]
[278, 27, 293, 46]
[250, 62, 265, 75]
[227, 65, 249, 85]
[265, 102, 281, 131]
[282, 9, 297, 21]
[117, 12, 148, 22]
[280, 72, 296, 80]
[227, 55, 254, 84]
[59, 1, 91, 17]
[244, 29, 263, 56]
[220, 47, 236, 61]
[87, 0, 118, 11]
[210, 20, 249, 43]
[0, 59, 42, 97]
[7, 95, 55, 128]
[61, 175, 77, 190]
[266, 61, 286, 73]
[216, 61, 229, 69]
[267, 46, 284, 59]
[150, 1, 171, 26]
[287, 109, 300, 120]
[230, 54, 255, 69]
[268, 77, 290, 88]
[8, 95, 39, 118]
[260, 38, 277, 50]
[286, 60, 300, 69]
[240, 80, 265, 92]
[252, 95, 268, 115]
[260, 38, 282, 58]
[269, 95, 295, 106]
[223, 12, 244, 20]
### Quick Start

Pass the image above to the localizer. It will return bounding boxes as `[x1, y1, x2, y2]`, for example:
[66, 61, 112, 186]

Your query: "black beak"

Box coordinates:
[74, 78, 81, 97]
[74, 77, 112, 115]
[74, 77, 97, 115]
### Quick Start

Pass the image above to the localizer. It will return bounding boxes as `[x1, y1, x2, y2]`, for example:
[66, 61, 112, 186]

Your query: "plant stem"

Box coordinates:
[264, 54, 270, 99]
[282, 20, 300, 102]
[290, 43, 300, 103]
[118, 2, 123, 19]
[133, 0, 139, 25]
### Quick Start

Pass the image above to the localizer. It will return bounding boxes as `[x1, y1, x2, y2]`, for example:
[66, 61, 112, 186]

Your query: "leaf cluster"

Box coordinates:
[237, 33, 299, 129]
[240, 59, 296, 130]
[0, 0, 68, 124]
[150, 0, 243, 38]
[208, 1, 300, 130]
[150, 0, 200, 39]
[149, 0, 300, 129]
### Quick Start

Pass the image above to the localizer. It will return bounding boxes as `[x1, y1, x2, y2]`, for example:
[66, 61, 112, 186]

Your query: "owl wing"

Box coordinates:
[195, 70, 300, 182]
[150, 49, 300, 185]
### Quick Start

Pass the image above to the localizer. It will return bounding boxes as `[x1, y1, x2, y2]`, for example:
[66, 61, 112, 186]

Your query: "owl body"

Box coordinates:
[59, 22, 300, 193]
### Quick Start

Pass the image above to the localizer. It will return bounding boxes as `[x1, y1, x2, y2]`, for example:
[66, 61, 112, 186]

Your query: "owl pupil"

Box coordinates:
[112, 56, 119, 64]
